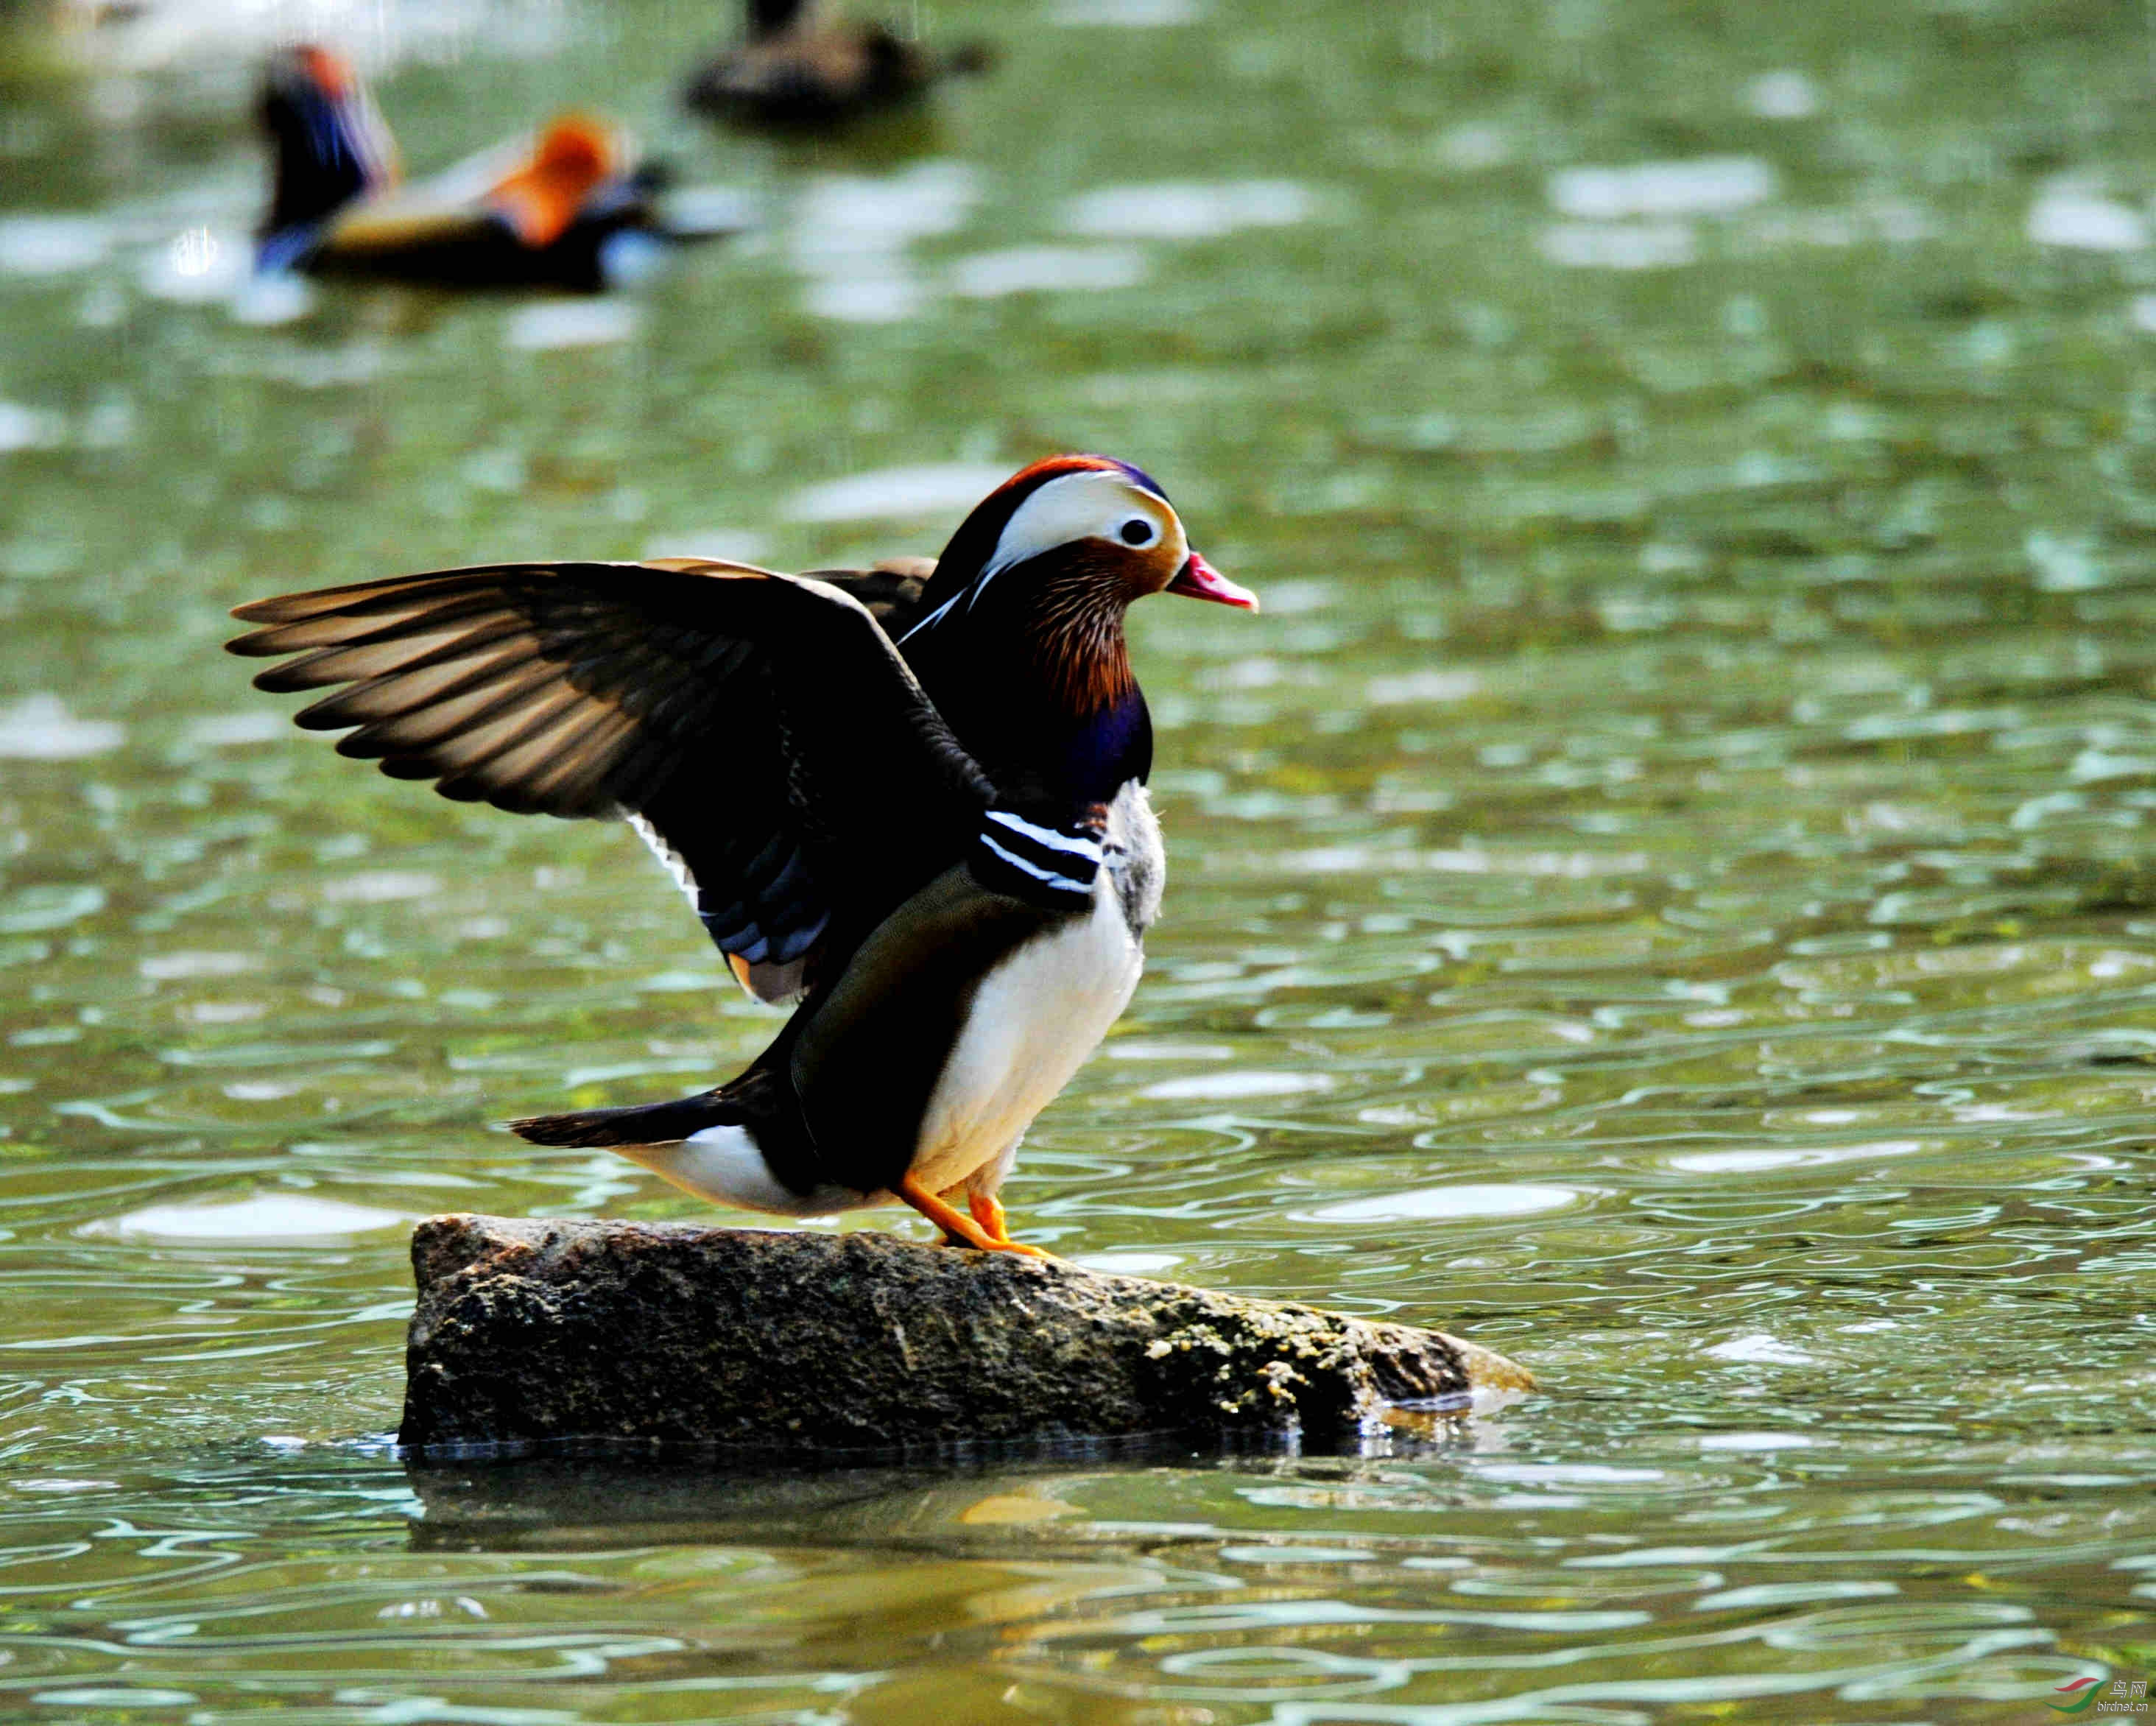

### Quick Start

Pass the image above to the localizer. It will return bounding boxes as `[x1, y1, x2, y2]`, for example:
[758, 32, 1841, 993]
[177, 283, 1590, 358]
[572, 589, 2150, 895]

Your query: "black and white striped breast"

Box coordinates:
[965, 789, 1163, 937]
[968, 809, 1102, 911]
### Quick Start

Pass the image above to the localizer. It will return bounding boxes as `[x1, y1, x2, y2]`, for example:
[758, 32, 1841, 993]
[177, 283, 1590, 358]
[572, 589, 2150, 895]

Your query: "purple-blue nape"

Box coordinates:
[1108, 459, 1170, 503]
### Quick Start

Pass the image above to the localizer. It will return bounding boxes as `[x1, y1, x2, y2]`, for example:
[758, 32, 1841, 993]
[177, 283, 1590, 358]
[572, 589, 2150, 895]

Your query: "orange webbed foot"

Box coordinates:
[967, 1190, 1050, 1258]
[898, 1175, 1051, 1257]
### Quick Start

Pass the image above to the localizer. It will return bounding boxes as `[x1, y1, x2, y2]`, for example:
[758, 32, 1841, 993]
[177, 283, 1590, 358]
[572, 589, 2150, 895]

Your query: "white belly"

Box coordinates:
[616, 1126, 878, 1218]
[908, 877, 1143, 1195]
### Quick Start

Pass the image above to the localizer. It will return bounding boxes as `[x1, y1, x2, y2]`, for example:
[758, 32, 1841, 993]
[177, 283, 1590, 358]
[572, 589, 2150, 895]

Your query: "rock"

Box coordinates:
[398, 1214, 1532, 1455]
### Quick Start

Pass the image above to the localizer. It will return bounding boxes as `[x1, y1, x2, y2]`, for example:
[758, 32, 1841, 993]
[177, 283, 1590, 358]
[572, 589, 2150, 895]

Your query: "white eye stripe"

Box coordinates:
[982, 469, 1185, 582]
[898, 468, 1191, 644]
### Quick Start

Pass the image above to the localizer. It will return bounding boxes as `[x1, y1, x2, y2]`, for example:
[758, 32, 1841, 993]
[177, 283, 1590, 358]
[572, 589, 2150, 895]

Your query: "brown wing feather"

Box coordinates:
[797, 557, 935, 639]
[229, 559, 991, 990]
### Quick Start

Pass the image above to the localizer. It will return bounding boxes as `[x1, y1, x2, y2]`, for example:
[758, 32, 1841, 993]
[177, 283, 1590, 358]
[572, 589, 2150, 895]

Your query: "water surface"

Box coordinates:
[1, 0, 2153, 1718]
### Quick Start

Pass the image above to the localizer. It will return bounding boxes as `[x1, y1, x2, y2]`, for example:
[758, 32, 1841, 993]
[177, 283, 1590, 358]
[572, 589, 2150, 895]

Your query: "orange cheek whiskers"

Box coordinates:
[1029, 557, 1139, 714]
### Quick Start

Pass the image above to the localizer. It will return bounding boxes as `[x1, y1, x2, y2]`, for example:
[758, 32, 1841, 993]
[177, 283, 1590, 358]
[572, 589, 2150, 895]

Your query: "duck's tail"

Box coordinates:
[510, 1091, 732, 1149]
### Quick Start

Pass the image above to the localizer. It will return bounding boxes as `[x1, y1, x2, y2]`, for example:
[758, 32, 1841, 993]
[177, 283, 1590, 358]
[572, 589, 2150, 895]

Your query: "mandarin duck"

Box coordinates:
[258, 46, 726, 292]
[683, 0, 992, 129]
[227, 457, 1256, 1254]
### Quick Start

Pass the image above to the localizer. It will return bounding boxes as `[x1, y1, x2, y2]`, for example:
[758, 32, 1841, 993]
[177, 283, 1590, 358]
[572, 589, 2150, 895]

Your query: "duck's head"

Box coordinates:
[903, 454, 1255, 728]
[258, 45, 396, 265]
[745, 0, 812, 41]
[878, 456, 1255, 797]
[903, 454, 1256, 795]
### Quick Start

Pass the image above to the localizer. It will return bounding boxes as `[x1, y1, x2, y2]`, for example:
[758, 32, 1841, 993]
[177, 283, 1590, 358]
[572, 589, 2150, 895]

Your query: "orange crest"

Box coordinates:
[299, 44, 355, 101]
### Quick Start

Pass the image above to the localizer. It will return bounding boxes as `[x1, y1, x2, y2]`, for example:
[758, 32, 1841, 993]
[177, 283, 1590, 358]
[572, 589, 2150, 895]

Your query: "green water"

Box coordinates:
[1, 0, 2154, 1717]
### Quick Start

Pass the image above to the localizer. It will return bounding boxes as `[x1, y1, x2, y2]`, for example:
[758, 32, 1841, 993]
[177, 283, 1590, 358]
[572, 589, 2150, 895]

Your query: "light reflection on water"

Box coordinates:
[1, 0, 2155, 1717]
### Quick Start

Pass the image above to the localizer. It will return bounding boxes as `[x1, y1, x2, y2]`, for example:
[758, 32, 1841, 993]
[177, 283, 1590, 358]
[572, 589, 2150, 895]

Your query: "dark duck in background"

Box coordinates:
[684, 0, 993, 129]
[228, 457, 1257, 1254]
[256, 45, 721, 291]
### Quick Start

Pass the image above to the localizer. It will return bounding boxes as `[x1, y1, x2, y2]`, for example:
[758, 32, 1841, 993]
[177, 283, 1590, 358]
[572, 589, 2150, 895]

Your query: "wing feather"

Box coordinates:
[231, 571, 515, 629]
[442, 702, 633, 808]
[229, 560, 990, 995]
[275, 616, 540, 697]
[308, 652, 548, 739]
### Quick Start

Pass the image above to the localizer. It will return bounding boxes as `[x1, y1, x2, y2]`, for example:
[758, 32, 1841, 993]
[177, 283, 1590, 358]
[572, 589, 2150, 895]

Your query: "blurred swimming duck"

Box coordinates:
[258, 45, 716, 291]
[228, 457, 1256, 1254]
[684, 0, 993, 129]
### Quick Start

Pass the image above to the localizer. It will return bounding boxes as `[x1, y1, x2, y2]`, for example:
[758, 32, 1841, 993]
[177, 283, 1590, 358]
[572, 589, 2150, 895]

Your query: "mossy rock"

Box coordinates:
[399, 1214, 1533, 1456]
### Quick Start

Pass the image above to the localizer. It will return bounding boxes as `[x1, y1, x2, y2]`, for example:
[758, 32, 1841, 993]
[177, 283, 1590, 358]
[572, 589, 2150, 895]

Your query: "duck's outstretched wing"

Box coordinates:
[228, 559, 992, 1001]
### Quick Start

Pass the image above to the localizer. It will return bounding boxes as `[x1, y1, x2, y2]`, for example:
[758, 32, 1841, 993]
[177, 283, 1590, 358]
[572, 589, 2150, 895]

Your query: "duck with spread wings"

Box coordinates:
[228, 456, 1257, 1255]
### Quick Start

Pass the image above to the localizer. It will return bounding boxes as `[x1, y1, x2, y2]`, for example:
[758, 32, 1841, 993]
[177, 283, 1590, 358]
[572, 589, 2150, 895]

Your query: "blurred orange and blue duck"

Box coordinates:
[257, 46, 727, 292]
[684, 0, 992, 129]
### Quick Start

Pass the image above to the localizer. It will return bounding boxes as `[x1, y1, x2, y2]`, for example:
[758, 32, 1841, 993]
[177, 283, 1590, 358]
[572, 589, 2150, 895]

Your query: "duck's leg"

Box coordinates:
[898, 1173, 1049, 1258]
[967, 1189, 1015, 1244]
[962, 1137, 1051, 1256]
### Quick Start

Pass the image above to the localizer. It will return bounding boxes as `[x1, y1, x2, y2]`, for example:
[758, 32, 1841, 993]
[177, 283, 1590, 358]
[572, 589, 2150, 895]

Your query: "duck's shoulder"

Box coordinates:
[797, 556, 936, 637]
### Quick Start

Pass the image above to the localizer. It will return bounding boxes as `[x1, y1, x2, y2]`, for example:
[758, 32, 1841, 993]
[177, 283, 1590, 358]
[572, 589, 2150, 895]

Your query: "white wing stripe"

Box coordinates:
[627, 812, 700, 909]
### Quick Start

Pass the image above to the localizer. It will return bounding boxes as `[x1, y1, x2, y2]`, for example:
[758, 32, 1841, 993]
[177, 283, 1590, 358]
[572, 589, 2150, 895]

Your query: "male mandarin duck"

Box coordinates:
[227, 457, 1257, 1254]
[258, 45, 714, 292]
[683, 0, 992, 129]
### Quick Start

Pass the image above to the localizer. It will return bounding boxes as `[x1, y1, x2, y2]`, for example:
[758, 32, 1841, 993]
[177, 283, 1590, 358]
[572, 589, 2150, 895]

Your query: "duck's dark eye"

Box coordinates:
[1119, 518, 1155, 546]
